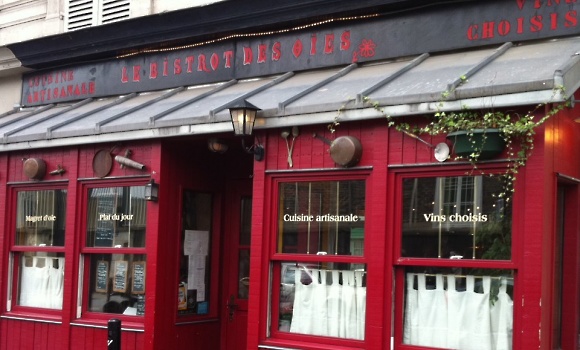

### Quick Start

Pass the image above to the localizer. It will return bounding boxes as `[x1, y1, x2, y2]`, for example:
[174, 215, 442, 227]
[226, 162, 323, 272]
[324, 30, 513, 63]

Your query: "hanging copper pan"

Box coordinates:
[329, 136, 363, 167]
[313, 134, 363, 167]
[93, 149, 113, 178]
[23, 158, 46, 180]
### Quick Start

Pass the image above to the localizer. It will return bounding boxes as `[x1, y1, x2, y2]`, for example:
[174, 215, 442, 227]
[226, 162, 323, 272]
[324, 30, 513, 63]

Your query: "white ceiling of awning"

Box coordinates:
[1, 36, 579, 151]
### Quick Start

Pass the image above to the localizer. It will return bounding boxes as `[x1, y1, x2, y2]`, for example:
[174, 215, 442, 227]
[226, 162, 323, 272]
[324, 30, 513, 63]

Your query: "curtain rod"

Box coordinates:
[410, 273, 513, 280]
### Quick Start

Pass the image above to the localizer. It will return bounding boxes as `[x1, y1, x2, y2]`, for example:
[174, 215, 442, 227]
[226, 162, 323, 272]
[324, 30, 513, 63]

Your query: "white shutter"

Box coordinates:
[100, 0, 130, 25]
[66, 0, 130, 31]
[66, 0, 97, 31]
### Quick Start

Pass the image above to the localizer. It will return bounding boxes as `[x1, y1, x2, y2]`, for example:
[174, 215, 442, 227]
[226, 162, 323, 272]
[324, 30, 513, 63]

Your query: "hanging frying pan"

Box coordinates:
[93, 149, 113, 178]
[313, 133, 363, 167]
[23, 158, 46, 180]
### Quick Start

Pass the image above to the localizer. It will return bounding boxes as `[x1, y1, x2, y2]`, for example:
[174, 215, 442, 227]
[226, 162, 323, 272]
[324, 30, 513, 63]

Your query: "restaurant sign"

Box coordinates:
[22, 0, 579, 106]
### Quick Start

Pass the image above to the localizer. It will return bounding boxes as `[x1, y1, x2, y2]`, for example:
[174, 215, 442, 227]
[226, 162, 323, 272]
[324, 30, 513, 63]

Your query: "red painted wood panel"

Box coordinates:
[248, 105, 580, 350]
[0, 101, 578, 350]
[0, 142, 157, 350]
[175, 322, 220, 348]
[77, 143, 154, 179]
[3, 143, 155, 183]
[69, 326, 145, 350]
[266, 121, 384, 171]
[0, 320, 67, 350]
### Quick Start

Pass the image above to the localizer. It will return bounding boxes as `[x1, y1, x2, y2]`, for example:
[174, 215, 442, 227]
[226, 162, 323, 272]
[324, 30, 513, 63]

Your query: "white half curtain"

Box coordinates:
[404, 273, 513, 350]
[19, 257, 65, 309]
[290, 268, 366, 340]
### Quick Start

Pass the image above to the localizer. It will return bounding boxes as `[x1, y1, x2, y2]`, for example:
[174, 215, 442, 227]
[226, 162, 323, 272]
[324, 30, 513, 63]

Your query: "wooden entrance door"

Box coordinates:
[554, 182, 580, 349]
[222, 179, 252, 350]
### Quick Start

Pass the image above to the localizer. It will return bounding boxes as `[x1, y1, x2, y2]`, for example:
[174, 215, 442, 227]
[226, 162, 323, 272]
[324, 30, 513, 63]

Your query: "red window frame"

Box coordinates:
[264, 170, 370, 349]
[6, 182, 68, 321]
[391, 166, 519, 350]
[77, 178, 149, 326]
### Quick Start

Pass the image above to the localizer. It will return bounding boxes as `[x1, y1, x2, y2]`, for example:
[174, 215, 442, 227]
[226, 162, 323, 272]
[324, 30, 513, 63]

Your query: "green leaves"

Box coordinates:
[357, 82, 568, 202]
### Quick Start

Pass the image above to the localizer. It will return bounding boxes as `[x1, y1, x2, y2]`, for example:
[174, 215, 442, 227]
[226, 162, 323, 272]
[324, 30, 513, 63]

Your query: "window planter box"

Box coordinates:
[447, 129, 506, 160]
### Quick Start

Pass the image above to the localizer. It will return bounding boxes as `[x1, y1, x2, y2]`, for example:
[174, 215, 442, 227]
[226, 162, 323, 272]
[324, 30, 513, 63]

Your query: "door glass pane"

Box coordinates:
[238, 196, 252, 299]
[278, 180, 365, 255]
[178, 191, 212, 316]
[238, 249, 250, 299]
[402, 175, 511, 260]
[240, 197, 252, 245]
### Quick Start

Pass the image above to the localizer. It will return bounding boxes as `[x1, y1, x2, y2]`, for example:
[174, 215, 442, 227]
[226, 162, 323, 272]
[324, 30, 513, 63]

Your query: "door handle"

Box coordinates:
[239, 276, 250, 287]
[227, 295, 238, 321]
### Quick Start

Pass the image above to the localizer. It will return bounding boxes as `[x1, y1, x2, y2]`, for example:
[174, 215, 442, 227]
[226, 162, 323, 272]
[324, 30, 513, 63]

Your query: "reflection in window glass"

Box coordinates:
[278, 261, 366, 340]
[403, 267, 513, 348]
[278, 181, 365, 255]
[402, 176, 511, 260]
[18, 252, 65, 309]
[15, 190, 67, 246]
[86, 186, 147, 248]
[87, 254, 146, 315]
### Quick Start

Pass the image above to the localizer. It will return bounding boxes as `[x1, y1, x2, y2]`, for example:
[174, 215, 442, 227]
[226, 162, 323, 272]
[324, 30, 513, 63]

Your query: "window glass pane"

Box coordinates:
[178, 191, 212, 316]
[15, 190, 67, 247]
[86, 186, 147, 248]
[402, 175, 511, 260]
[403, 267, 513, 348]
[87, 254, 146, 315]
[278, 261, 366, 340]
[18, 252, 65, 309]
[278, 180, 365, 255]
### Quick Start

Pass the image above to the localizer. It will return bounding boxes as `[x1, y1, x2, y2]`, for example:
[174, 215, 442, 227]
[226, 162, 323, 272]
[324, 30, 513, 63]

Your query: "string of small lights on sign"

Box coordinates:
[116, 13, 380, 59]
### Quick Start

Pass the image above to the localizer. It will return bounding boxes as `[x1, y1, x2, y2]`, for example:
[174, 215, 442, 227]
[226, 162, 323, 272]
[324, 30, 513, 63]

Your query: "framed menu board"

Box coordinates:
[94, 228, 113, 247]
[132, 261, 146, 294]
[95, 261, 109, 293]
[113, 260, 128, 293]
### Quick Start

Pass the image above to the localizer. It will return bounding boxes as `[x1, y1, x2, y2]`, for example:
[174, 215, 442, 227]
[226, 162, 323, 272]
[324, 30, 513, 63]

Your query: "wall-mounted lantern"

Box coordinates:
[228, 99, 264, 161]
[145, 179, 159, 202]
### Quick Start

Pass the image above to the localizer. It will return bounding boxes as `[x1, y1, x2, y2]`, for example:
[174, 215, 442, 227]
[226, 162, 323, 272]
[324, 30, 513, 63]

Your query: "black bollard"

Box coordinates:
[108, 319, 121, 350]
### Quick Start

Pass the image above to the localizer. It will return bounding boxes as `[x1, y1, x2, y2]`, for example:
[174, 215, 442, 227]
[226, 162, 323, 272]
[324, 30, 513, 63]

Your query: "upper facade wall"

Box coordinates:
[0, 0, 225, 46]
[0, 0, 226, 110]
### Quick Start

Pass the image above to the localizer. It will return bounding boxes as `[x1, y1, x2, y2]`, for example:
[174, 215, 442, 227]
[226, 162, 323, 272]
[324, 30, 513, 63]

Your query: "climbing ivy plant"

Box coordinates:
[333, 79, 569, 201]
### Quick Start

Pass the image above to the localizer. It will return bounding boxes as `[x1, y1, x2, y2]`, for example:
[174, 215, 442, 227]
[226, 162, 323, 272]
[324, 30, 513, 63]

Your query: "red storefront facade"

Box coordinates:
[2, 1, 580, 349]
